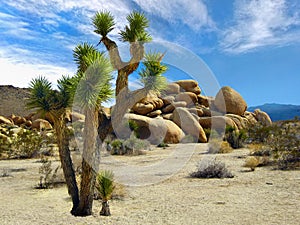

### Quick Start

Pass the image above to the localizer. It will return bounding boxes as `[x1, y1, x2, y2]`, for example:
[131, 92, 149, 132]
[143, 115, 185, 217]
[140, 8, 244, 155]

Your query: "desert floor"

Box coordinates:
[0, 143, 299, 225]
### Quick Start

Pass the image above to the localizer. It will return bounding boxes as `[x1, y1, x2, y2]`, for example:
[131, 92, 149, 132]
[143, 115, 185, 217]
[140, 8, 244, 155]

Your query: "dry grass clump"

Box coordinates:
[244, 156, 260, 171]
[190, 158, 234, 179]
[208, 139, 233, 154]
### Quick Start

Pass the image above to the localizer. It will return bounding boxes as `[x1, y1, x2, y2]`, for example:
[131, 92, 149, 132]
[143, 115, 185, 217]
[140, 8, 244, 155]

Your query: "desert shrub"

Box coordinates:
[110, 134, 150, 155]
[208, 139, 233, 154]
[244, 156, 260, 171]
[247, 120, 300, 170]
[37, 157, 60, 189]
[204, 128, 220, 141]
[128, 120, 139, 138]
[0, 168, 11, 177]
[9, 129, 43, 159]
[248, 143, 271, 157]
[247, 123, 274, 143]
[157, 142, 169, 149]
[267, 123, 300, 170]
[225, 126, 247, 149]
[190, 158, 234, 179]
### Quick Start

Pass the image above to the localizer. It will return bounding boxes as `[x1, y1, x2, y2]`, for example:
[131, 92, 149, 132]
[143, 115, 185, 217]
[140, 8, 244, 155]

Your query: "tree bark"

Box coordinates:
[100, 201, 111, 216]
[74, 107, 99, 216]
[53, 114, 79, 215]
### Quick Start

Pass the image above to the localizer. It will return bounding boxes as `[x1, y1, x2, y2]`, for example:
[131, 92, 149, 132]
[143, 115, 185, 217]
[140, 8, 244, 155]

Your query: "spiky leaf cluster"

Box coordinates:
[96, 170, 115, 202]
[73, 43, 102, 74]
[120, 11, 152, 43]
[27, 76, 53, 114]
[92, 11, 115, 37]
[139, 52, 167, 92]
[75, 54, 113, 110]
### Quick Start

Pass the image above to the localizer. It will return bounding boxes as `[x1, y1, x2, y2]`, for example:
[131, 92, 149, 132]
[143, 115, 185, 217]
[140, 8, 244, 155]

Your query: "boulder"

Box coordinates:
[12, 116, 26, 125]
[214, 86, 247, 116]
[172, 107, 207, 143]
[70, 111, 85, 122]
[0, 116, 13, 125]
[188, 108, 204, 117]
[132, 94, 164, 115]
[226, 114, 249, 130]
[162, 113, 173, 120]
[176, 80, 201, 95]
[198, 95, 214, 108]
[254, 109, 272, 126]
[132, 103, 155, 115]
[32, 119, 53, 130]
[164, 83, 180, 95]
[161, 95, 175, 105]
[199, 116, 237, 131]
[243, 111, 257, 125]
[162, 104, 175, 114]
[147, 110, 162, 118]
[175, 92, 198, 105]
[125, 114, 184, 144]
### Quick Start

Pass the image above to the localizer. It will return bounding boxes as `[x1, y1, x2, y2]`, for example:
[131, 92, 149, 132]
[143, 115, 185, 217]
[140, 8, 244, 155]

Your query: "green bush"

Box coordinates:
[225, 126, 247, 149]
[110, 134, 150, 155]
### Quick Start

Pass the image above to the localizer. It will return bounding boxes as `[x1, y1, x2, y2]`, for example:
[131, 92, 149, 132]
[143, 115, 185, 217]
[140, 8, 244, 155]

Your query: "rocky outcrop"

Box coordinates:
[254, 109, 272, 126]
[127, 80, 272, 144]
[214, 86, 247, 116]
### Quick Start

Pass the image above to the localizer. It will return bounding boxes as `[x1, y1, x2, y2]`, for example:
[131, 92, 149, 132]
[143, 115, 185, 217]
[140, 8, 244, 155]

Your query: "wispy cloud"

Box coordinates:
[133, 0, 214, 31]
[220, 0, 300, 54]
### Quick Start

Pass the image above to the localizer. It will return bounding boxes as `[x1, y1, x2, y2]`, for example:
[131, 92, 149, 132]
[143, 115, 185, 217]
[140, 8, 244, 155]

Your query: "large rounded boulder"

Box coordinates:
[214, 86, 247, 116]
[171, 107, 207, 143]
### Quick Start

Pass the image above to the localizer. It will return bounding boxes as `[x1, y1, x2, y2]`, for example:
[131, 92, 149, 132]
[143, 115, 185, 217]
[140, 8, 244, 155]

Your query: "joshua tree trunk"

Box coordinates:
[74, 108, 99, 216]
[100, 201, 111, 216]
[53, 115, 79, 215]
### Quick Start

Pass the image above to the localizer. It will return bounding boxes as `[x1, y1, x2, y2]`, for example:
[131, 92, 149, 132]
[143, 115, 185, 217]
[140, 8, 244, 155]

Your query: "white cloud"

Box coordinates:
[133, 0, 214, 31]
[221, 0, 300, 53]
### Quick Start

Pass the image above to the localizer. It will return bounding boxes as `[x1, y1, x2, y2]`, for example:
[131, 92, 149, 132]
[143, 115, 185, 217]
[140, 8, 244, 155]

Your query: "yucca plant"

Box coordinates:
[27, 76, 79, 214]
[72, 43, 113, 216]
[139, 51, 167, 92]
[92, 11, 115, 37]
[96, 170, 115, 216]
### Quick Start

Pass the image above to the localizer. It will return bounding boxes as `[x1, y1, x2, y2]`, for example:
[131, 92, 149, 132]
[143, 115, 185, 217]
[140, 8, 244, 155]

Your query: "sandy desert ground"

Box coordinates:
[0, 143, 299, 225]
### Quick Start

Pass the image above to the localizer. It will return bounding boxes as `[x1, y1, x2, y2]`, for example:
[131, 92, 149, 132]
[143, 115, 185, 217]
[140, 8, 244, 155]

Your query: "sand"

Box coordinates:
[0, 144, 299, 225]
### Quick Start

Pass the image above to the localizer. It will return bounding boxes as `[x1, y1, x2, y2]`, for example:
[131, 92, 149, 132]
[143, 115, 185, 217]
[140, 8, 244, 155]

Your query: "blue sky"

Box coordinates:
[0, 0, 300, 107]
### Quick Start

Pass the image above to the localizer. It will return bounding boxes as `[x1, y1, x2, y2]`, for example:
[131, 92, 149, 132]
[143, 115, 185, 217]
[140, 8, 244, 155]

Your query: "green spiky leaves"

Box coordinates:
[120, 11, 152, 43]
[139, 51, 167, 92]
[27, 76, 53, 113]
[75, 54, 113, 110]
[73, 43, 102, 74]
[92, 11, 115, 37]
[96, 170, 115, 202]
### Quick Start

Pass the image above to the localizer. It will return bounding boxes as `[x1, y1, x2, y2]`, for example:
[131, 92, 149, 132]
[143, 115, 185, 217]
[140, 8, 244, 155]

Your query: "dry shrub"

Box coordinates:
[208, 139, 233, 154]
[190, 158, 234, 179]
[244, 156, 260, 171]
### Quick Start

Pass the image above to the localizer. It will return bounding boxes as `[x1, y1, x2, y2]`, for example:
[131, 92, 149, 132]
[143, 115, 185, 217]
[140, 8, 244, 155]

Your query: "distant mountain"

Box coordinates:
[248, 103, 300, 121]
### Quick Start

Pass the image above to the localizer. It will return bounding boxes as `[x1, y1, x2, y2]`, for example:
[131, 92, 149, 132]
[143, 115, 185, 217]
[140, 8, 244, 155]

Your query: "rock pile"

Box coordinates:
[126, 80, 272, 144]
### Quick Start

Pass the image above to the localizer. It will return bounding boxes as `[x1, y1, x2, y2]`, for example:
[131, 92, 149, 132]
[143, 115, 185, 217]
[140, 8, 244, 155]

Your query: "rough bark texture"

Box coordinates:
[74, 108, 99, 216]
[53, 114, 79, 215]
[100, 201, 111, 216]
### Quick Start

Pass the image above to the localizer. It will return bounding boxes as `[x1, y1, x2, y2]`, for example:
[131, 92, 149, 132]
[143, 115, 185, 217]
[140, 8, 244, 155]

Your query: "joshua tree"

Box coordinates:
[27, 76, 79, 214]
[92, 11, 167, 138]
[72, 43, 113, 216]
[96, 170, 115, 216]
